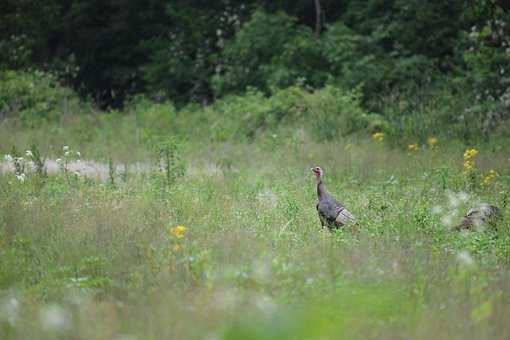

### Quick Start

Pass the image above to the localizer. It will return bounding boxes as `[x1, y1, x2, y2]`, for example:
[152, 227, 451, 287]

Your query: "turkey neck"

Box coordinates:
[316, 178, 326, 199]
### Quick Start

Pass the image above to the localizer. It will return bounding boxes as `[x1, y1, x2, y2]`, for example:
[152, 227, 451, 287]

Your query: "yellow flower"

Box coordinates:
[482, 170, 499, 187]
[427, 137, 438, 148]
[463, 160, 474, 171]
[463, 148, 479, 174]
[407, 143, 418, 152]
[463, 148, 478, 161]
[170, 225, 187, 239]
[372, 132, 384, 142]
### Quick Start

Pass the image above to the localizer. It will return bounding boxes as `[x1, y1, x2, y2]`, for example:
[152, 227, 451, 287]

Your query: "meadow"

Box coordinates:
[1, 111, 510, 339]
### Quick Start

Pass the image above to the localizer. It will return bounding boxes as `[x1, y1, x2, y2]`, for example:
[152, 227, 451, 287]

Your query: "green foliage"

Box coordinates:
[0, 34, 33, 69]
[152, 137, 184, 188]
[0, 70, 81, 125]
[195, 85, 376, 142]
[212, 10, 306, 96]
[461, 17, 510, 137]
[2, 1, 510, 143]
[304, 85, 375, 139]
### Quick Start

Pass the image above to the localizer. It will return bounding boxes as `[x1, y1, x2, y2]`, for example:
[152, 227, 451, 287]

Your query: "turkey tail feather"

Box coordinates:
[335, 208, 356, 226]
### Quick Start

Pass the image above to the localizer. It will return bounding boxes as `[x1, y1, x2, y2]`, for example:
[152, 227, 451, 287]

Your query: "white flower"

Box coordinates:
[56, 158, 63, 165]
[253, 294, 277, 317]
[252, 260, 271, 283]
[457, 250, 475, 268]
[431, 205, 443, 215]
[25, 150, 33, 158]
[76, 151, 81, 158]
[40, 305, 71, 332]
[0, 297, 19, 326]
[441, 214, 454, 227]
[4, 154, 13, 163]
[63, 145, 69, 152]
[16, 174, 26, 182]
[457, 191, 469, 203]
[73, 171, 80, 177]
[64, 151, 70, 157]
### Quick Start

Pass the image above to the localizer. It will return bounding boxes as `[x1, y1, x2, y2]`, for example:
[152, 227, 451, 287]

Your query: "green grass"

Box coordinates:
[1, 120, 510, 339]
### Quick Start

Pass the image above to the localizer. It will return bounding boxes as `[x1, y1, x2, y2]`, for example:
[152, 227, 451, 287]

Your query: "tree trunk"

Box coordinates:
[314, 0, 322, 38]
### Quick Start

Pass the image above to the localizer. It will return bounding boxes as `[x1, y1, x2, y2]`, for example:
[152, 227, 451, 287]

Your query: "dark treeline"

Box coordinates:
[1, 0, 509, 112]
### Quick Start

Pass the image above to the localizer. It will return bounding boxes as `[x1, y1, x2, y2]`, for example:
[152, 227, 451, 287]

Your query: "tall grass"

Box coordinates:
[1, 122, 509, 339]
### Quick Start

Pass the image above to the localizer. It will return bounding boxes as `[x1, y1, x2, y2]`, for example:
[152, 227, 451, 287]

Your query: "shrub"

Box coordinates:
[304, 86, 376, 140]
[193, 85, 379, 142]
[0, 70, 81, 125]
[124, 95, 178, 142]
[208, 89, 273, 140]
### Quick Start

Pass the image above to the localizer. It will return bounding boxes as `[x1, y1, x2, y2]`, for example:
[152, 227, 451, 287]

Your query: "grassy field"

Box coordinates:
[1, 119, 510, 339]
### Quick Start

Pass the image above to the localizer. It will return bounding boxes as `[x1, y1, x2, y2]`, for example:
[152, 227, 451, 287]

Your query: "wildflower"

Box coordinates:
[482, 169, 498, 187]
[39, 305, 71, 332]
[441, 214, 454, 227]
[463, 160, 475, 171]
[170, 225, 187, 239]
[25, 150, 33, 158]
[431, 205, 443, 215]
[16, 174, 26, 182]
[463, 148, 478, 160]
[56, 158, 63, 165]
[427, 136, 438, 148]
[76, 151, 81, 158]
[64, 151, 70, 157]
[457, 250, 475, 268]
[62, 145, 69, 152]
[458, 191, 469, 202]
[252, 260, 271, 283]
[407, 143, 418, 152]
[372, 132, 384, 142]
[447, 191, 461, 208]
[4, 154, 13, 163]
[463, 148, 478, 174]
[0, 297, 19, 326]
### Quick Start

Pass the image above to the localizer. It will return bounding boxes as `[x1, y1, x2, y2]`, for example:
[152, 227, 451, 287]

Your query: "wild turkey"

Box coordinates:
[456, 204, 502, 230]
[311, 166, 356, 229]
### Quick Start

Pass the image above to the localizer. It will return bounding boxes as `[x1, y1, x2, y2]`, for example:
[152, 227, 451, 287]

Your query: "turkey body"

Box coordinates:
[312, 167, 355, 229]
[316, 193, 356, 228]
[456, 204, 501, 230]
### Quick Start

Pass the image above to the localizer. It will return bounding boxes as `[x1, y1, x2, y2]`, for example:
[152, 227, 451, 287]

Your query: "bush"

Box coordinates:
[124, 95, 178, 142]
[203, 85, 377, 141]
[207, 89, 273, 140]
[0, 70, 81, 125]
[304, 86, 376, 140]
